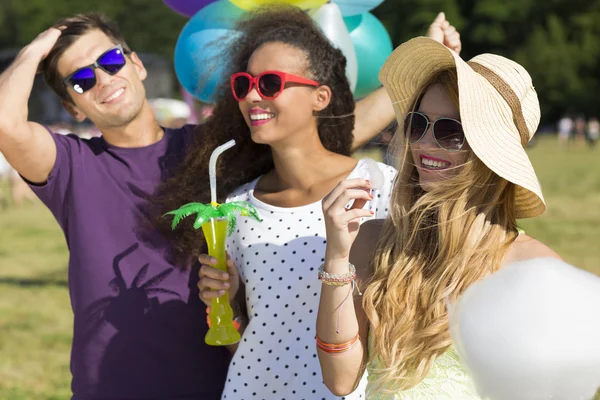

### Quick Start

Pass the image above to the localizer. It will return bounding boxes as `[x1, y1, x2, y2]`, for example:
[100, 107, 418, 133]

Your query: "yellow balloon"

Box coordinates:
[229, 0, 327, 11]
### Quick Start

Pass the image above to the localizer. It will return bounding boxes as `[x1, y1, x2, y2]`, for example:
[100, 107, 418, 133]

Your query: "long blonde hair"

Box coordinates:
[362, 68, 519, 392]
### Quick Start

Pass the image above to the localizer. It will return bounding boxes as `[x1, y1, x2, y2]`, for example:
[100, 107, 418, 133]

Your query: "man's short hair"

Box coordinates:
[41, 13, 131, 103]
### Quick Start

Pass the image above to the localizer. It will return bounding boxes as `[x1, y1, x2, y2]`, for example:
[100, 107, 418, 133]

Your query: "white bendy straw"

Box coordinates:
[209, 139, 236, 206]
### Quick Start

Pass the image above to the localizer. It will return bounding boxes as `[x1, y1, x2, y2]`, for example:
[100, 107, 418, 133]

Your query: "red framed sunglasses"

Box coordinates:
[230, 70, 320, 101]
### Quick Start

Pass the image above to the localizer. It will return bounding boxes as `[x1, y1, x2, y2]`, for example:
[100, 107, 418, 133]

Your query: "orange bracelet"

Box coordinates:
[205, 307, 241, 331]
[316, 333, 360, 354]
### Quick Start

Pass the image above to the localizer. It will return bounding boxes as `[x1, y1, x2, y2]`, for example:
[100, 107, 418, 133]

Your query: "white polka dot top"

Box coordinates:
[222, 159, 397, 400]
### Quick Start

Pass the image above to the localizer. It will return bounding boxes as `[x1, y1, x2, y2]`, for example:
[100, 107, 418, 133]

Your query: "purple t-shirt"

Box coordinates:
[28, 126, 229, 400]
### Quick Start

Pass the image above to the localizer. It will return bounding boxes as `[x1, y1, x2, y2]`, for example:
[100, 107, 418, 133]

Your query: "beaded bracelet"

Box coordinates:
[318, 263, 357, 286]
[318, 262, 362, 333]
[320, 273, 356, 286]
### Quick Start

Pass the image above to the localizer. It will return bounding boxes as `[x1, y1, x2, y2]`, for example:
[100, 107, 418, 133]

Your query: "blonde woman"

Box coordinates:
[315, 37, 562, 398]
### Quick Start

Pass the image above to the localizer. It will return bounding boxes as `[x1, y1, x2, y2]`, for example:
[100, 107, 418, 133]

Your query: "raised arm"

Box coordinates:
[0, 28, 62, 184]
[351, 86, 394, 151]
[316, 178, 380, 395]
[351, 12, 462, 151]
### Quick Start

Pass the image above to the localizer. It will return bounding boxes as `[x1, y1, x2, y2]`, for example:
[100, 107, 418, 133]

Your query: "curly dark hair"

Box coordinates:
[152, 6, 355, 262]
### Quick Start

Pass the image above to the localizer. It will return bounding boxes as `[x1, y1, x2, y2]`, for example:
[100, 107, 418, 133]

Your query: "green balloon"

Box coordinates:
[344, 13, 393, 99]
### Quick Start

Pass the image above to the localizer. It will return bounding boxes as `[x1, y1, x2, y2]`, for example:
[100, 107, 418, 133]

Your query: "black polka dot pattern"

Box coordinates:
[222, 160, 396, 399]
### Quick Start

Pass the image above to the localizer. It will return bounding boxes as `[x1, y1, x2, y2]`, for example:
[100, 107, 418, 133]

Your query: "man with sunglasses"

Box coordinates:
[0, 11, 461, 400]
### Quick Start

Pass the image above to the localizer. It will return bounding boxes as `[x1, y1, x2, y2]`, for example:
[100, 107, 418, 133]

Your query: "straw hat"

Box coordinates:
[380, 37, 545, 219]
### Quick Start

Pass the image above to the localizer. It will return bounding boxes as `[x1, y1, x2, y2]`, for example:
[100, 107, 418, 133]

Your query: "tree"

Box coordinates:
[373, 0, 600, 123]
[2, 0, 600, 123]
[0, 0, 186, 62]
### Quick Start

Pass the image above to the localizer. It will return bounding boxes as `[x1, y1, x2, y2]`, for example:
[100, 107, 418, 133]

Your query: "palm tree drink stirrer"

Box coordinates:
[165, 139, 260, 346]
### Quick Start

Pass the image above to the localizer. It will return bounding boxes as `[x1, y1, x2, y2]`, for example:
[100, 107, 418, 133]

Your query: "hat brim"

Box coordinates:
[379, 37, 545, 219]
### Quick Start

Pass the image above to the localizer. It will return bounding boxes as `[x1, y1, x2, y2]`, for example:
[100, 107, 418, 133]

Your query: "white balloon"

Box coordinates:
[448, 258, 600, 400]
[310, 3, 358, 92]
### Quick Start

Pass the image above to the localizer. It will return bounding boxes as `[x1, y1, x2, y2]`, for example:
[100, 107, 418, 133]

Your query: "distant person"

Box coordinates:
[587, 116, 599, 149]
[575, 115, 587, 142]
[558, 114, 573, 146]
[0, 152, 36, 207]
[148, 97, 191, 128]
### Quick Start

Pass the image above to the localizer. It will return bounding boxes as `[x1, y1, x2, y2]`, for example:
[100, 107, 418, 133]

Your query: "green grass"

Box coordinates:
[0, 190, 71, 399]
[0, 136, 598, 398]
[519, 138, 600, 274]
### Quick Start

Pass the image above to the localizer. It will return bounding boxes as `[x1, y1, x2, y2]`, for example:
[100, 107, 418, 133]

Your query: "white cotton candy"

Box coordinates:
[363, 158, 384, 190]
[447, 258, 600, 400]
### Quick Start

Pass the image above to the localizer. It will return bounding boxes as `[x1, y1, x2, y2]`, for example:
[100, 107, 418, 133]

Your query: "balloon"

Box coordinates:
[184, 0, 246, 30]
[333, 0, 384, 17]
[163, 0, 218, 17]
[344, 12, 392, 99]
[175, 29, 232, 103]
[448, 258, 600, 400]
[230, 0, 327, 11]
[174, 1, 245, 102]
[311, 3, 358, 92]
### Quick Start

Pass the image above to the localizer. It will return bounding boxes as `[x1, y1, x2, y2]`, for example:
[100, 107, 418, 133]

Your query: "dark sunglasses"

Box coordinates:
[63, 45, 127, 94]
[404, 111, 465, 151]
[230, 70, 319, 101]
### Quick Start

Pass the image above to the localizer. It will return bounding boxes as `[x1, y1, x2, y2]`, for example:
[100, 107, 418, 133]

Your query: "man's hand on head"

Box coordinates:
[27, 27, 63, 63]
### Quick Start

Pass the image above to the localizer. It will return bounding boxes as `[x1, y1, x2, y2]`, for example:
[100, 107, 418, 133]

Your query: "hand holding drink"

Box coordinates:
[166, 140, 260, 346]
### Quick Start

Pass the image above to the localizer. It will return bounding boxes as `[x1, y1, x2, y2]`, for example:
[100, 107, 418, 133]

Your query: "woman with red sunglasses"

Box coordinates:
[153, 6, 462, 400]
[156, 8, 395, 399]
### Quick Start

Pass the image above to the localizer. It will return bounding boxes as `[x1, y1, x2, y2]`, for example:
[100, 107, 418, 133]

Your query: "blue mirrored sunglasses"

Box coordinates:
[63, 44, 127, 94]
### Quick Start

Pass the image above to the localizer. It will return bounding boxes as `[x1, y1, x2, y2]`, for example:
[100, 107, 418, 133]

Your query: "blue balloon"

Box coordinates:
[344, 12, 393, 99]
[175, 29, 231, 103]
[174, 0, 245, 102]
[334, 0, 384, 17]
